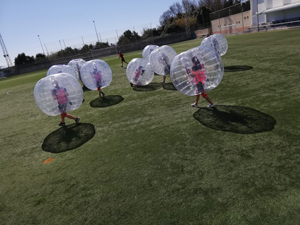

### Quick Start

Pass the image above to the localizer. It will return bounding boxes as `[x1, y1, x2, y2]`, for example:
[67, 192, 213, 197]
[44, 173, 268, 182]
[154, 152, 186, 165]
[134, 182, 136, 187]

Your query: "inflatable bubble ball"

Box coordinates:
[142, 45, 159, 61]
[170, 45, 224, 96]
[80, 59, 112, 90]
[68, 59, 87, 80]
[34, 73, 83, 116]
[126, 58, 154, 86]
[149, 45, 177, 75]
[46, 64, 77, 79]
[201, 34, 228, 56]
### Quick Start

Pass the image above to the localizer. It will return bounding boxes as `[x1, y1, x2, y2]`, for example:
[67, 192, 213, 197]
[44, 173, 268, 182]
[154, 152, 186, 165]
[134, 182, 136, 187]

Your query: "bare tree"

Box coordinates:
[159, 10, 172, 26]
[169, 2, 184, 17]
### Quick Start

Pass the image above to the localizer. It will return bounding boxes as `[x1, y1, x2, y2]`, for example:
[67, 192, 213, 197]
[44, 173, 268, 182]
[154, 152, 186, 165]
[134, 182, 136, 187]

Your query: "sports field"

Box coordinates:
[1, 28, 300, 224]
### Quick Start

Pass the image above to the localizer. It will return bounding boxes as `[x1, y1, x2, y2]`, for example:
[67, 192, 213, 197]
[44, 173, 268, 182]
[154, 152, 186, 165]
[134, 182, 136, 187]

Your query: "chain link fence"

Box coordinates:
[12, 32, 191, 75]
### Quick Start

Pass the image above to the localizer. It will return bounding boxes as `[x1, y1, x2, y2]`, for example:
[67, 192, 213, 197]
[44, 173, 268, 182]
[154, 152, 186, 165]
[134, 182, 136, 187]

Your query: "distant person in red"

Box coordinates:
[189, 56, 214, 108]
[51, 80, 80, 126]
[118, 51, 128, 67]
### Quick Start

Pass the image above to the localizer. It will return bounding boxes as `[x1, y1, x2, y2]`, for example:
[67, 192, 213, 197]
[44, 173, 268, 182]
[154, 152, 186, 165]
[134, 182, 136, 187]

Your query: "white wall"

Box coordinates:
[251, 0, 300, 24]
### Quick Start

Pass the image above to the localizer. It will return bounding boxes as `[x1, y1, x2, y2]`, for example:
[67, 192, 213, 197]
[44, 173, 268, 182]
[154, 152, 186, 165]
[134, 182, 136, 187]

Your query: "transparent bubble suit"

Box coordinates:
[170, 45, 224, 96]
[142, 45, 159, 61]
[201, 34, 228, 56]
[149, 45, 177, 75]
[46, 64, 77, 79]
[80, 59, 112, 90]
[126, 58, 154, 86]
[34, 73, 83, 116]
[68, 59, 86, 80]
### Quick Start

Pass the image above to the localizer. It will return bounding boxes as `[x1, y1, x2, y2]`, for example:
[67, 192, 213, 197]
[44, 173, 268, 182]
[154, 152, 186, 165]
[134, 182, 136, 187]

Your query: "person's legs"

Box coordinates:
[65, 114, 76, 120]
[191, 94, 200, 107]
[161, 75, 166, 83]
[195, 94, 200, 105]
[97, 87, 105, 97]
[201, 92, 214, 107]
[61, 114, 66, 123]
[60, 113, 80, 126]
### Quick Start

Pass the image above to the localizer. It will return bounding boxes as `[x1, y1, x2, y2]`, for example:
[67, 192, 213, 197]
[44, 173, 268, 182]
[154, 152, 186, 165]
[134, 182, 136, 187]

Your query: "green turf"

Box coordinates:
[1, 28, 300, 224]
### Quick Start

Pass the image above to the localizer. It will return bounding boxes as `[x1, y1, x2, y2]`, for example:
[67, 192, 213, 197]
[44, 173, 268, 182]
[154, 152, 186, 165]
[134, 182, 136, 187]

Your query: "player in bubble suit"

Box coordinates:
[188, 56, 214, 108]
[131, 66, 145, 86]
[158, 52, 170, 84]
[91, 66, 105, 97]
[51, 80, 80, 126]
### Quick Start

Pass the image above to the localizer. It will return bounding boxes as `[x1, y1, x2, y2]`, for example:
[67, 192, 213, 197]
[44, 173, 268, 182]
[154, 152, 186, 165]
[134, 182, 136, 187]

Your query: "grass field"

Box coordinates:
[1, 28, 300, 224]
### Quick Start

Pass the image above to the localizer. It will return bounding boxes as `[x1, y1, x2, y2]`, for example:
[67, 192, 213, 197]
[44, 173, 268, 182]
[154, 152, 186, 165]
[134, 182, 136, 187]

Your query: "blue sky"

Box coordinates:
[0, 0, 180, 68]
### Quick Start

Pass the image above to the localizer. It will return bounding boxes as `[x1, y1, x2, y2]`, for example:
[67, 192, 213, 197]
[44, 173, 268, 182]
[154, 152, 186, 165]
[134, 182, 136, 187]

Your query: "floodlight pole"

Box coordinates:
[37, 35, 45, 55]
[98, 33, 102, 42]
[59, 40, 63, 50]
[93, 21, 100, 42]
[43, 43, 49, 56]
[257, 0, 259, 32]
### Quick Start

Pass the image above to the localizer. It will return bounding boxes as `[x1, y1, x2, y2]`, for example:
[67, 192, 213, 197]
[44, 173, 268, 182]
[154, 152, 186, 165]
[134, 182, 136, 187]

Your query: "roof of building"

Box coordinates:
[259, 1, 300, 14]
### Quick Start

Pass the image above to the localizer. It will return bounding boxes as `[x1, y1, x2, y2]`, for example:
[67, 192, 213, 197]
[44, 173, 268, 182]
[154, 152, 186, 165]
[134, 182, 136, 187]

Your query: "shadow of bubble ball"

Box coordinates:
[42, 123, 95, 153]
[163, 82, 177, 91]
[193, 105, 276, 134]
[90, 95, 124, 108]
[133, 82, 162, 92]
[82, 86, 92, 92]
[224, 65, 253, 72]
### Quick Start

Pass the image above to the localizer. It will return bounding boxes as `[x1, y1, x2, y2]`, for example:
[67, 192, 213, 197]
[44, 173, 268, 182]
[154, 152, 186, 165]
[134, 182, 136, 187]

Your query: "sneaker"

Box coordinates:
[207, 104, 215, 108]
[191, 103, 198, 108]
[75, 118, 80, 124]
[121, 66, 123, 67]
[59, 122, 66, 126]
[161, 81, 165, 84]
[130, 83, 134, 87]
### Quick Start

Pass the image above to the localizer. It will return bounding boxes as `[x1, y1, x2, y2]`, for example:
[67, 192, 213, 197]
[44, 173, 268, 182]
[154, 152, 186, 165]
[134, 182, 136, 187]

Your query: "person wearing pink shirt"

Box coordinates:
[52, 80, 80, 126]
[189, 56, 214, 108]
[132, 66, 145, 86]
[91, 67, 105, 98]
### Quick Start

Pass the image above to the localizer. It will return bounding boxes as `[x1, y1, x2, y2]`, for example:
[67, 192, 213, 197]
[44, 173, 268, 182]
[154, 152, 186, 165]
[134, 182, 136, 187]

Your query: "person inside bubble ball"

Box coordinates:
[158, 53, 170, 84]
[51, 80, 80, 126]
[131, 66, 145, 86]
[91, 66, 105, 98]
[189, 56, 214, 108]
[212, 39, 220, 55]
[118, 51, 128, 68]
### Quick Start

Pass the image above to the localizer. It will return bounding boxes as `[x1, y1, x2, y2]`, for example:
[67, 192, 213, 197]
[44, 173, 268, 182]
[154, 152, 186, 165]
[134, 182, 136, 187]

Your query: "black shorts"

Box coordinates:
[196, 82, 204, 93]
[58, 102, 68, 113]
[121, 58, 125, 62]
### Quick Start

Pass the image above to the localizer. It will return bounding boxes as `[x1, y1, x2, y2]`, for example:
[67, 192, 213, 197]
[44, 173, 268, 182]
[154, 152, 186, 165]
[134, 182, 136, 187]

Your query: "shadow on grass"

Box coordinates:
[193, 105, 276, 134]
[90, 95, 124, 108]
[133, 82, 162, 92]
[224, 65, 253, 72]
[163, 82, 177, 91]
[82, 86, 92, 92]
[42, 123, 95, 153]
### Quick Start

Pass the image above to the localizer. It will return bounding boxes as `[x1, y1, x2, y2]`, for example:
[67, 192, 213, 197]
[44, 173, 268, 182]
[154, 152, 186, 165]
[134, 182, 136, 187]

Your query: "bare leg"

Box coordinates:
[65, 114, 76, 120]
[201, 92, 214, 105]
[195, 94, 200, 105]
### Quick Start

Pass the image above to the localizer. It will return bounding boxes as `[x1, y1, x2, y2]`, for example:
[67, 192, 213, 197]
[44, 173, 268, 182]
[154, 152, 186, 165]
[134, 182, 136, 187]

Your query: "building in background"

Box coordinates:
[251, 0, 300, 25]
